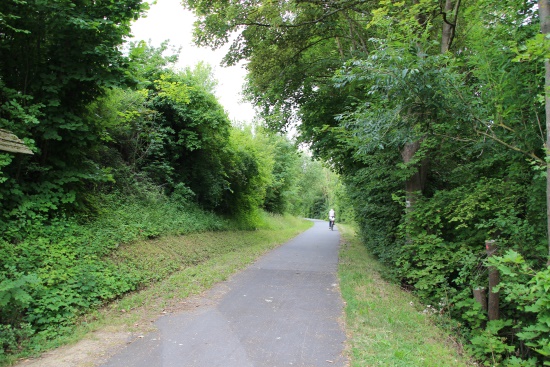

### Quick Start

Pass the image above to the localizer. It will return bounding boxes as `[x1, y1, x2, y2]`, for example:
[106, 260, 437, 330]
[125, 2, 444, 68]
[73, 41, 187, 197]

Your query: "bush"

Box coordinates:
[0, 191, 231, 355]
[487, 252, 550, 365]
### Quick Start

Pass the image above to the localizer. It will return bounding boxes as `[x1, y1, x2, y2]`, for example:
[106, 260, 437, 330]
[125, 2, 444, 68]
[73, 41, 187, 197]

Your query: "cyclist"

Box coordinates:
[328, 208, 335, 230]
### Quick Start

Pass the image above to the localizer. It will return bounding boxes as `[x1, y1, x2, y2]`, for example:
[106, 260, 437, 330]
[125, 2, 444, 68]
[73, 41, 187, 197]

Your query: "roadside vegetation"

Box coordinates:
[2, 0, 550, 366]
[1, 212, 311, 366]
[185, 0, 550, 365]
[0, 4, 340, 362]
[339, 224, 472, 366]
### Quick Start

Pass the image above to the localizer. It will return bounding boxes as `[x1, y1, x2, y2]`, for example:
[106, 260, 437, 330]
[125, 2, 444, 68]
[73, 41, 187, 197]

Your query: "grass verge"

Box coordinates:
[7, 215, 312, 367]
[338, 224, 473, 367]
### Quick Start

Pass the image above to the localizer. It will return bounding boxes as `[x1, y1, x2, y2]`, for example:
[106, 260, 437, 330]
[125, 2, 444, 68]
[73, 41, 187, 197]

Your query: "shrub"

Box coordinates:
[0, 191, 231, 351]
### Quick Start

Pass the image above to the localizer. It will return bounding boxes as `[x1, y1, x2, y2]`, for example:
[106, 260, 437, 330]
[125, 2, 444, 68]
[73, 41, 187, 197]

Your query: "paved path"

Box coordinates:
[101, 220, 346, 367]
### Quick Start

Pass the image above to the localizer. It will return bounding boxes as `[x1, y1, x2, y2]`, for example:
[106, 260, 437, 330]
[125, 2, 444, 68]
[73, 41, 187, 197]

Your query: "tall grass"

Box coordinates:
[338, 224, 473, 367]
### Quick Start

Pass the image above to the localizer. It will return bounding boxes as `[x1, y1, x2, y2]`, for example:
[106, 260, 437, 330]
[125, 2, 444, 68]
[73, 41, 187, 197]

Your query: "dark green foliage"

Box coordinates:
[0, 322, 33, 358]
[335, 42, 547, 363]
[0, 192, 229, 355]
[342, 150, 403, 265]
[335, 40, 547, 366]
[0, 0, 146, 231]
[92, 43, 233, 211]
[140, 70, 231, 208]
[0, 2, 309, 363]
[216, 126, 273, 226]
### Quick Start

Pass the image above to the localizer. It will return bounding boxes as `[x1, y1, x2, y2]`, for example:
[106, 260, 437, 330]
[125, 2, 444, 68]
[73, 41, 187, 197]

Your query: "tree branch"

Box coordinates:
[475, 128, 544, 163]
[239, 0, 370, 29]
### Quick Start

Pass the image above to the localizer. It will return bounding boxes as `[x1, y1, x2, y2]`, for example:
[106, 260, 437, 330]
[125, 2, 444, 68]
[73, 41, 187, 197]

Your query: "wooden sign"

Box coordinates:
[0, 129, 33, 155]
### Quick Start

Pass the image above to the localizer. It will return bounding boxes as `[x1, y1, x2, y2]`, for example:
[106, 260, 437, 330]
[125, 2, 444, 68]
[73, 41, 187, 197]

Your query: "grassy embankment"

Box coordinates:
[103, 214, 313, 320]
[338, 224, 474, 367]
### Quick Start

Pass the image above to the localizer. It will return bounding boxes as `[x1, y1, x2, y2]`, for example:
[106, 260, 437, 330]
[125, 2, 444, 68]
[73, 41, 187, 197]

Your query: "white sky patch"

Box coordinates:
[129, 0, 256, 124]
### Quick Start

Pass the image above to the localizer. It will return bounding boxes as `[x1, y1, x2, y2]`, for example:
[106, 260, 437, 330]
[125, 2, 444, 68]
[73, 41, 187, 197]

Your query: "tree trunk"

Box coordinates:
[539, 0, 550, 263]
[335, 37, 345, 58]
[400, 141, 428, 210]
[441, 0, 456, 53]
[486, 240, 500, 321]
[402, 0, 461, 210]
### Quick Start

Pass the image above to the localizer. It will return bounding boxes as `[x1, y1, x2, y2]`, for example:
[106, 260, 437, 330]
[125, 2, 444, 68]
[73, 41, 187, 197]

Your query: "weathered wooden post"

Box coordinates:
[0, 129, 33, 155]
[485, 240, 499, 321]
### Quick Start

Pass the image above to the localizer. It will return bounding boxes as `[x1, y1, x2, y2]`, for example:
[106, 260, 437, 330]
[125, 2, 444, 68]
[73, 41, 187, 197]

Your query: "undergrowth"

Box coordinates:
[0, 190, 309, 365]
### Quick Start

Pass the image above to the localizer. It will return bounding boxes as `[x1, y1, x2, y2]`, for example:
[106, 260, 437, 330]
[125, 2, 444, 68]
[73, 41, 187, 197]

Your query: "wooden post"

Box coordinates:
[486, 240, 499, 321]
[473, 287, 487, 311]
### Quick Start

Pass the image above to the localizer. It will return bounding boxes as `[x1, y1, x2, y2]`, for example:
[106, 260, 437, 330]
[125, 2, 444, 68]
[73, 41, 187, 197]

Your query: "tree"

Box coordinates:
[184, 0, 467, 208]
[539, 0, 550, 262]
[0, 0, 146, 232]
[186, 0, 376, 127]
[92, 42, 233, 209]
[218, 125, 274, 224]
[262, 132, 302, 214]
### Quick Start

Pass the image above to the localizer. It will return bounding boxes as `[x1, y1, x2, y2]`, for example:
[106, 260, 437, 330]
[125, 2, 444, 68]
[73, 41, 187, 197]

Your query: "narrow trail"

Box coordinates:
[100, 219, 347, 367]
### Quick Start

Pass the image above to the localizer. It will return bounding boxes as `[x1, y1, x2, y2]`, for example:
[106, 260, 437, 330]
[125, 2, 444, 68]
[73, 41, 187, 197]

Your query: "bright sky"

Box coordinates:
[130, 0, 256, 124]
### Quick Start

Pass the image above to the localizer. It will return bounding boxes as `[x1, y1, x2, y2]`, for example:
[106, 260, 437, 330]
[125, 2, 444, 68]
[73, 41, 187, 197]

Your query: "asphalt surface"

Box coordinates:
[101, 219, 347, 367]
